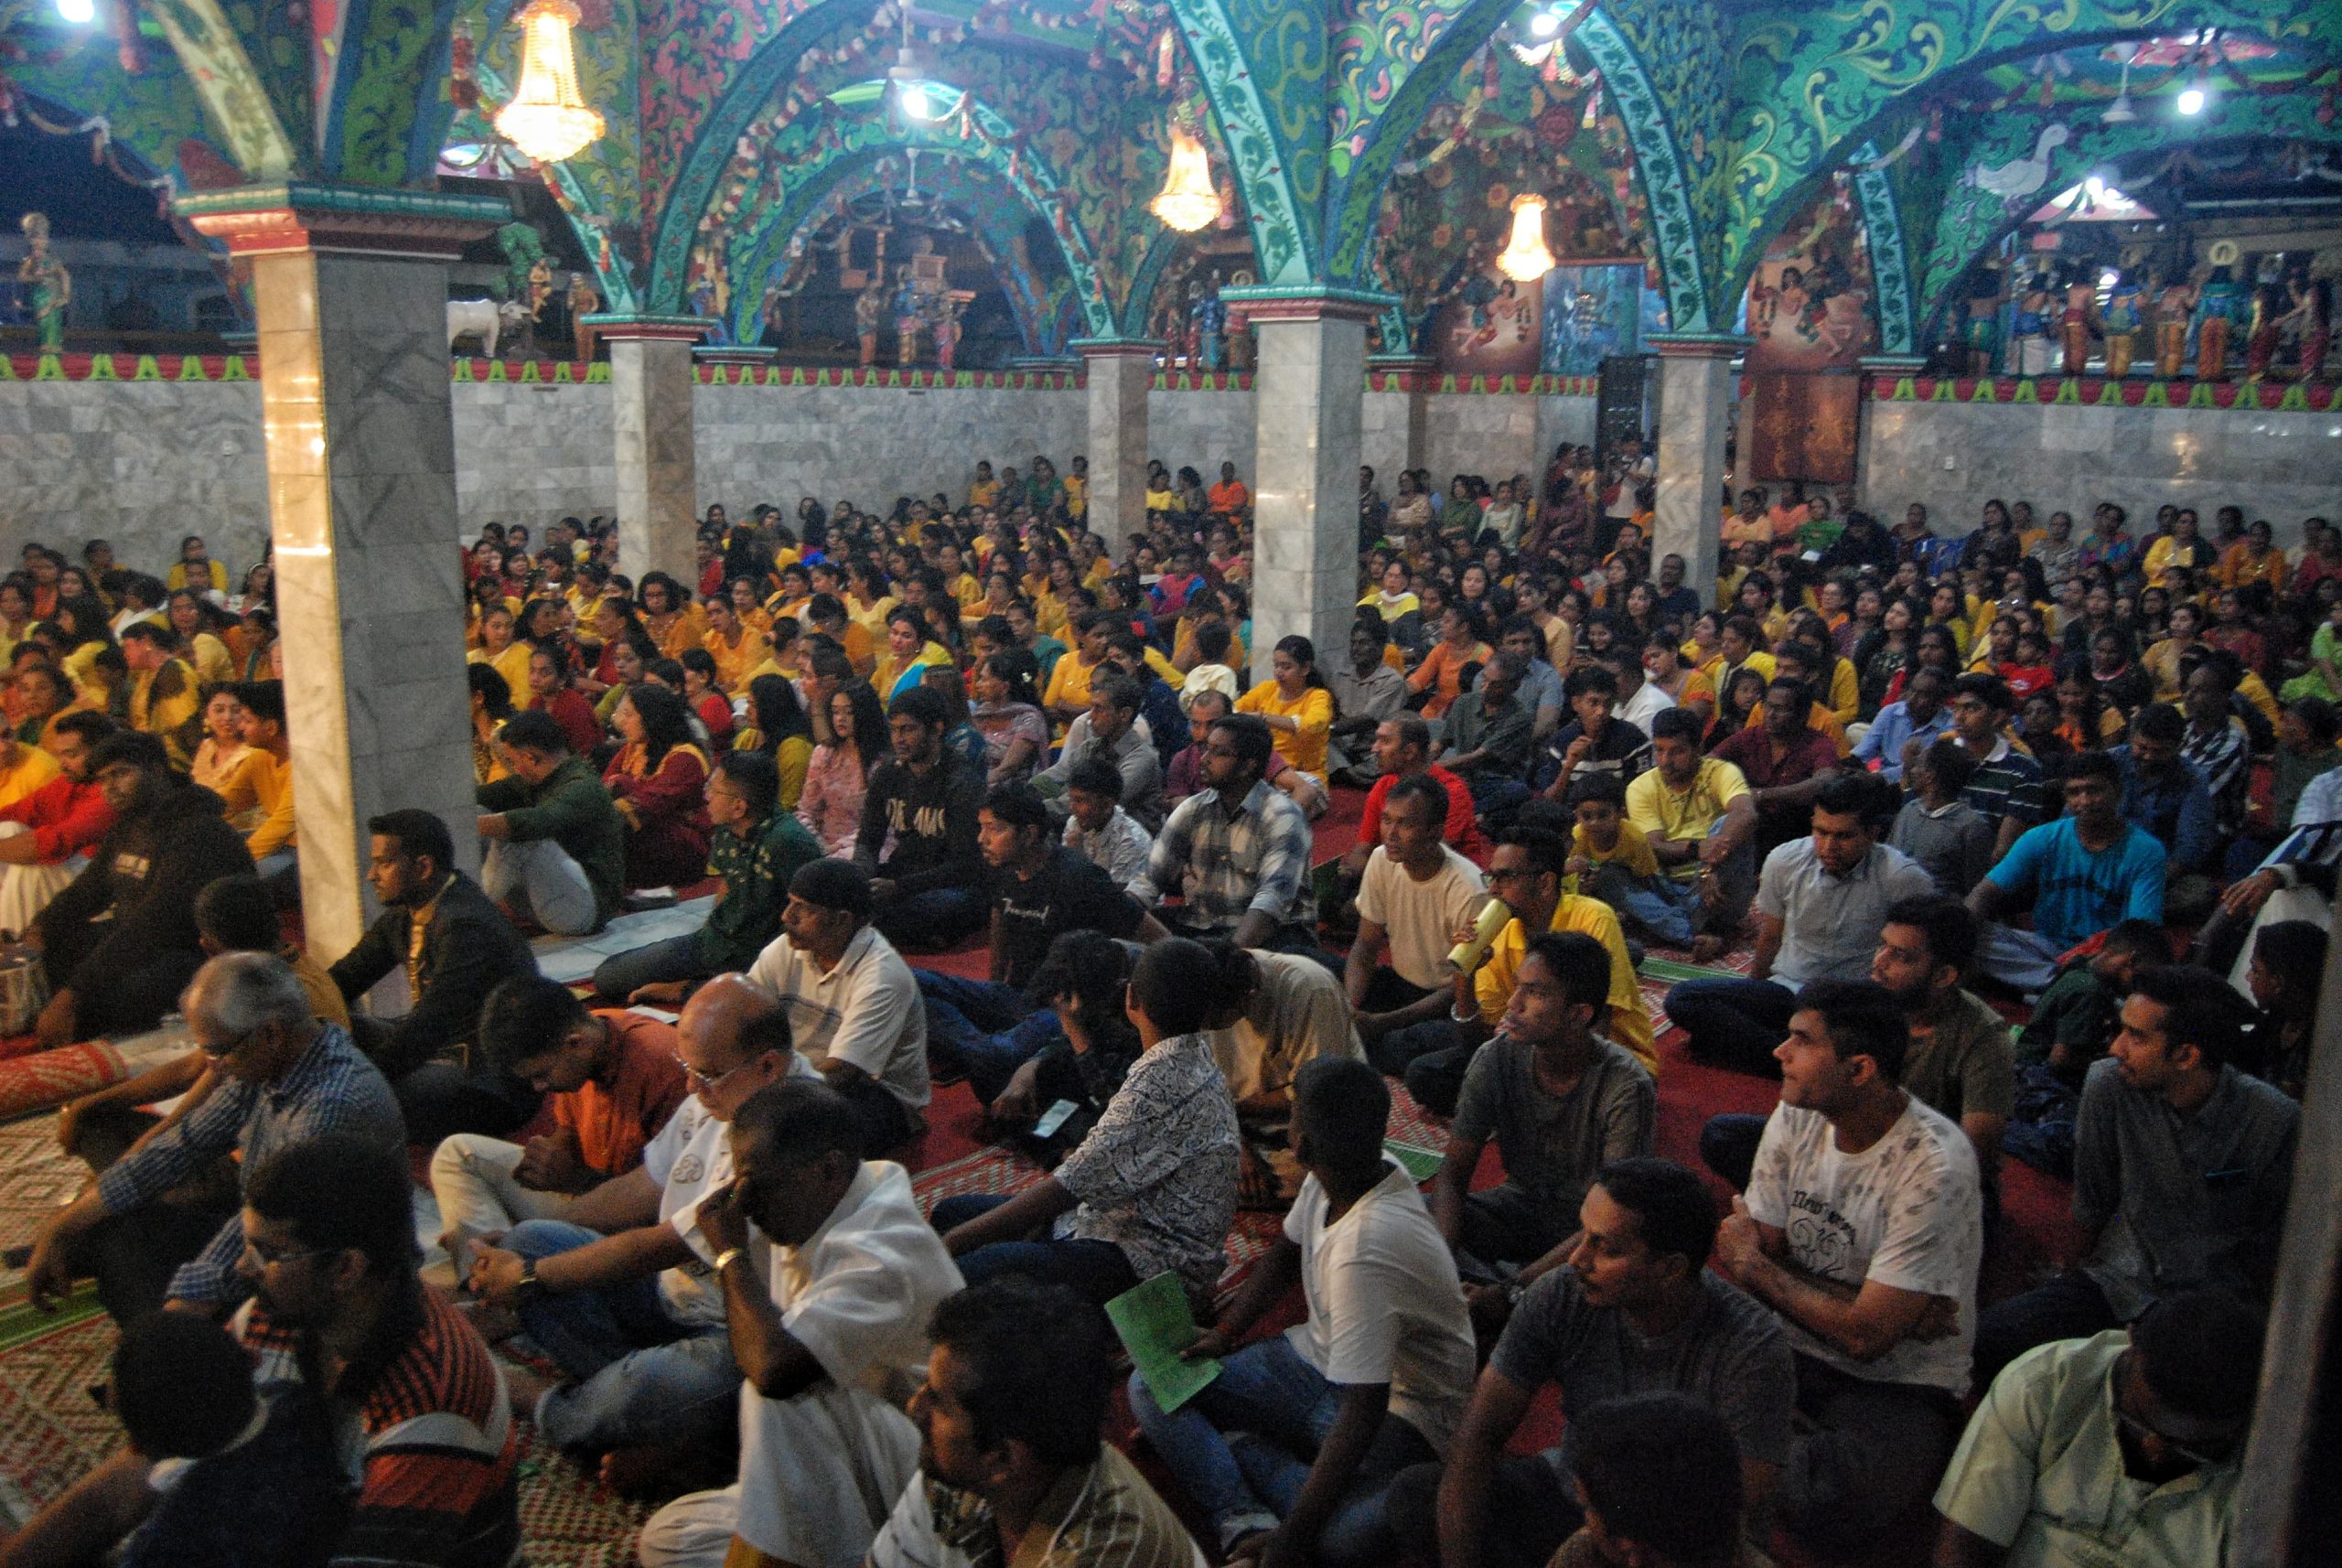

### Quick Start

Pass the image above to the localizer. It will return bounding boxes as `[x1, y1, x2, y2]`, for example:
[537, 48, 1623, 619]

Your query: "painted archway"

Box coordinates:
[713, 83, 1116, 346]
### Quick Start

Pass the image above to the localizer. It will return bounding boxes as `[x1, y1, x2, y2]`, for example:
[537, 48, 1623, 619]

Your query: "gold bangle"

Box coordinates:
[711, 1247, 745, 1274]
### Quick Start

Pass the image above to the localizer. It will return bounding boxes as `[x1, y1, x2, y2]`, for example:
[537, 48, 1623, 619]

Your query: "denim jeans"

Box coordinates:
[1663, 977, 1795, 1074]
[1126, 1334, 1434, 1564]
[592, 931, 713, 1005]
[927, 1195, 1138, 1305]
[916, 972, 1065, 1106]
[502, 1219, 738, 1452]
[1582, 864, 1696, 946]
[1974, 921, 2068, 993]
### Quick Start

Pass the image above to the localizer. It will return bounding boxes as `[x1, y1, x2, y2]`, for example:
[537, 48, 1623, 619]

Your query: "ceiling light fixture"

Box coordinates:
[494, 0, 605, 162]
[1150, 120, 1222, 232]
[1497, 192, 1557, 281]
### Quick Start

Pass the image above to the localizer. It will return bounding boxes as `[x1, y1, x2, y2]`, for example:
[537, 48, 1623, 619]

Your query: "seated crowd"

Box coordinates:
[0, 461, 2330, 1568]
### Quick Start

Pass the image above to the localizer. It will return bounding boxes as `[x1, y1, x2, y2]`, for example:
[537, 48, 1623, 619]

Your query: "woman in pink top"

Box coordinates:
[796, 682, 888, 857]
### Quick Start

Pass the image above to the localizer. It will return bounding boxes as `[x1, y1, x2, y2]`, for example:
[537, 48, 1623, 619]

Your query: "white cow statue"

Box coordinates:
[446, 297, 531, 356]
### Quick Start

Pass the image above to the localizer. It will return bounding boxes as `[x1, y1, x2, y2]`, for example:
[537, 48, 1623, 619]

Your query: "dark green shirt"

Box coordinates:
[478, 755, 627, 925]
[697, 810, 821, 971]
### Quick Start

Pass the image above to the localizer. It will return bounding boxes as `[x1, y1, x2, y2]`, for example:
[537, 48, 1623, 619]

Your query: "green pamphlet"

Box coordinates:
[1384, 1138, 1445, 1183]
[1104, 1271, 1221, 1414]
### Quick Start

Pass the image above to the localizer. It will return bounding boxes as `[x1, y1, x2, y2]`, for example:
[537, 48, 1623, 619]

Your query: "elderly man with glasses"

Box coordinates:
[23, 950, 404, 1324]
[466, 973, 811, 1497]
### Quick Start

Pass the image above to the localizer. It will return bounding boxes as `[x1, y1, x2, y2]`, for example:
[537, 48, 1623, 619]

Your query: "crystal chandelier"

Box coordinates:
[1497, 192, 1557, 281]
[494, 0, 605, 163]
[1150, 123, 1222, 232]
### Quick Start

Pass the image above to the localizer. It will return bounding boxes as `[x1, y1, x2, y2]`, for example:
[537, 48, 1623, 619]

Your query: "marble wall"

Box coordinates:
[1858, 397, 2342, 546]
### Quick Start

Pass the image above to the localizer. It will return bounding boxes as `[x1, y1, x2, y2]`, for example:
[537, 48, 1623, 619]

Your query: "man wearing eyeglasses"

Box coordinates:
[467, 973, 811, 1496]
[1933, 1289, 2261, 1568]
[24, 950, 404, 1324]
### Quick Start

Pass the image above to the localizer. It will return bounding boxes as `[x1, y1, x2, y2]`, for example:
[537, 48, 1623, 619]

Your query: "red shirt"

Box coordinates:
[1358, 765, 1488, 864]
[0, 773, 113, 862]
[531, 687, 604, 756]
[556, 1009, 691, 1178]
[1711, 725, 1840, 790]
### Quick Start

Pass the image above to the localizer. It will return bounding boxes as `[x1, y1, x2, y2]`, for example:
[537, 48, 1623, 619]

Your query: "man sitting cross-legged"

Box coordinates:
[467, 974, 810, 1491]
[1666, 771, 1933, 1075]
[746, 858, 932, 1155]
[915, 782, 1157, 1108]
[476, 708, 627, 938]
[25, 950, 404, 1326]
[637, 1079, 963, 1568]
[868, 1277, 1206, 1567]
[1623, 707, 1757, 964]
[428, 974, 688, 1278]
[1348, 773, 1489, 1067]
[1710, 978, 1983, 1557]
[1382, 1157, 1792, 1568]
[1430, 931, 1655, 1294]
[1129, 1057, 1477, 1568]
[1965, 749, 2167, 992]
[328, 809, 543, 1145]
[3, 1134, 522, 1568]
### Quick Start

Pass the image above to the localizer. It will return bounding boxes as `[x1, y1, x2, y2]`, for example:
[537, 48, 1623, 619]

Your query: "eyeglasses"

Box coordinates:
[675, 1053, 755, 1092]
[242, 1236, 335, 1267]
[2110, 1352, 2237, 1469]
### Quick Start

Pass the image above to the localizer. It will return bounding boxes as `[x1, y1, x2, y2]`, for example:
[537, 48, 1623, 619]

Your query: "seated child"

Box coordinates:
[1888, 737, 1996, 897]
[1567, 773, 1685, 945]
[2003, 919, 2170, 1178]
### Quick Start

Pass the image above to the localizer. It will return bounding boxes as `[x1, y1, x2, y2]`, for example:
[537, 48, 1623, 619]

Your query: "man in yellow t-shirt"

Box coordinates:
[1624, 707, 1760, 962]
[1394, 822, 1658, 1117]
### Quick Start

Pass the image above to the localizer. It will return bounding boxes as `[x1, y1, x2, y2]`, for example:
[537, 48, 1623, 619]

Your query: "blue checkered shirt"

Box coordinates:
[95, 1024, 405, 1307]
[1145, 779, 1316, 936]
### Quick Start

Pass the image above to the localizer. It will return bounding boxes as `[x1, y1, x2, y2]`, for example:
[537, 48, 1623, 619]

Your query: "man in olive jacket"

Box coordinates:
[329, 808, 543, 1143]
[477, 709, 626, 935]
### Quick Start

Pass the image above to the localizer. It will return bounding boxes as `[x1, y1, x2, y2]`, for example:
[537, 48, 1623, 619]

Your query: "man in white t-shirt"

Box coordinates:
[637, 1078, 962, 1568]
[1129, 1056, 1477, 1566]
[1713, 976, 1982, 1559]
[468, 975, 812, 1487]
[1348, 773, 1488, 1068]
[746, 858, 930, 1155]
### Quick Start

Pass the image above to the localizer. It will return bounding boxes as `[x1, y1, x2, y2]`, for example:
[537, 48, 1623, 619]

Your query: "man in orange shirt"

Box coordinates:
[428, 973, 689, 1269]
[1207, 460, 1252, 518]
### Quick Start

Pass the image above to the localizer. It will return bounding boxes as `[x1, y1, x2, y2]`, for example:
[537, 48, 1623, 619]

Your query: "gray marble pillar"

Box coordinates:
[1230, 295, 1380, 685]
[1074, 339, 1159, 541]
[1650, 336, 1745, 609]
[178, 183, 506, 959]
[593, 317, 704, 585]
[1370, 355, 1436, 473]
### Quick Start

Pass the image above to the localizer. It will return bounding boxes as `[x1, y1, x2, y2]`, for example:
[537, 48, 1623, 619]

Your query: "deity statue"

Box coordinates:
[1177, 276, 1203, 367]
[1195, 270, 1227, 371]
[854, 275, 887, 366]
[2010, 268, 2057, 377]
[566, 272, 601, 362]
[932, 294, 969, 373]
[2192, 265, 2249, 381]
[1961, 267, 2002, 378]
[893, 263, 926, 367]
[2060, 267, 2099, 379]
[2100, 269, 2143, 379]
[16, 214, 70, 353]
[2152, 273, 2196, 379]
[2244, 263, 2287, 381]
[496, 220, 546, 305]
[2288, 276, 2331, 383]
[526, 255, 555, 321]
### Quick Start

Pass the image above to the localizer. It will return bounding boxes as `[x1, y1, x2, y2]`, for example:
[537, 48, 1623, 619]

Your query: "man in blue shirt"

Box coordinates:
[1852, 667, 1952, 784]
[1965, 751, 2165, 991]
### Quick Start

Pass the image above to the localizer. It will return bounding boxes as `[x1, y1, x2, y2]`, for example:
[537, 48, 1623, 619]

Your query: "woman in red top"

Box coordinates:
[525, 647, 604, 757]
[602, 682, 711, 890]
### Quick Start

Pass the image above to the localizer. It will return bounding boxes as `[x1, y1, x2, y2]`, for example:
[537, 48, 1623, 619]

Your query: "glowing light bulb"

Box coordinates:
[899, 82, 934, 120]
[55, 0, 94, 23]
[1530, 9, 1561, 37]
[2176, 84, 2207, 115]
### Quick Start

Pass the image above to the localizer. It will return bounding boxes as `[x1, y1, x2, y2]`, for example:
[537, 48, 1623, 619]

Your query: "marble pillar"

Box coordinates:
[1370, 354, 1436, 473]
[591, 316, 704, 585]
[178, 183, 507, 959]
[1649, 335, 1745, 609]
[1072, 339, 1160, 541]
[1226, 290, 1386, 684]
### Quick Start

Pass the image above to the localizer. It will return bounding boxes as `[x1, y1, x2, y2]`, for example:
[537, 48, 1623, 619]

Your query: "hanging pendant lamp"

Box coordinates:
[1497, 192, 1557, 281]
[495, 0, 604, 163]
[1150, 122, 1222, 232]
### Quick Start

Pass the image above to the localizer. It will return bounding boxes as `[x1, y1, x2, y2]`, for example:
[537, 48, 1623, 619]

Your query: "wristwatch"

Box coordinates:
[514, 1259, 543, 1305]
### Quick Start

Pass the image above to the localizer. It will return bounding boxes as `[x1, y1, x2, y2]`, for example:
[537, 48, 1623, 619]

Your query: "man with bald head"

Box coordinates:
[24, 949, 403, 1324]
[467, 973, 811, 1489]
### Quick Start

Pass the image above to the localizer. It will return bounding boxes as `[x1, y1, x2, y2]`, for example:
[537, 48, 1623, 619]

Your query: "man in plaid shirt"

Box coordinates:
[25, 950, 404, 1321]
[1146, 714, 1319, 954]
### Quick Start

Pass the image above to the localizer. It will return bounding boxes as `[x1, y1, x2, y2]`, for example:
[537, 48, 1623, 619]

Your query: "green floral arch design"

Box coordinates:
[1851, 141, 1914, 355]
[1120, 227, 1187, 339]
[1163, 0, 1320, 285]
[1574, 8, 1714, 333]
[1907, 95, 2342, 343]
[645, 0, 883, 312]
[718, 88, 1116, 346]
[1319, 0, 1521, 289]
[1715, 0, 2342, 301]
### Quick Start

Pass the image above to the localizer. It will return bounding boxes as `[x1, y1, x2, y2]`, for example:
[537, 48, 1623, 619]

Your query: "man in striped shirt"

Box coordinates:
[1945, 674, 2052, 862]
[1146, 714, 1318, 954]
